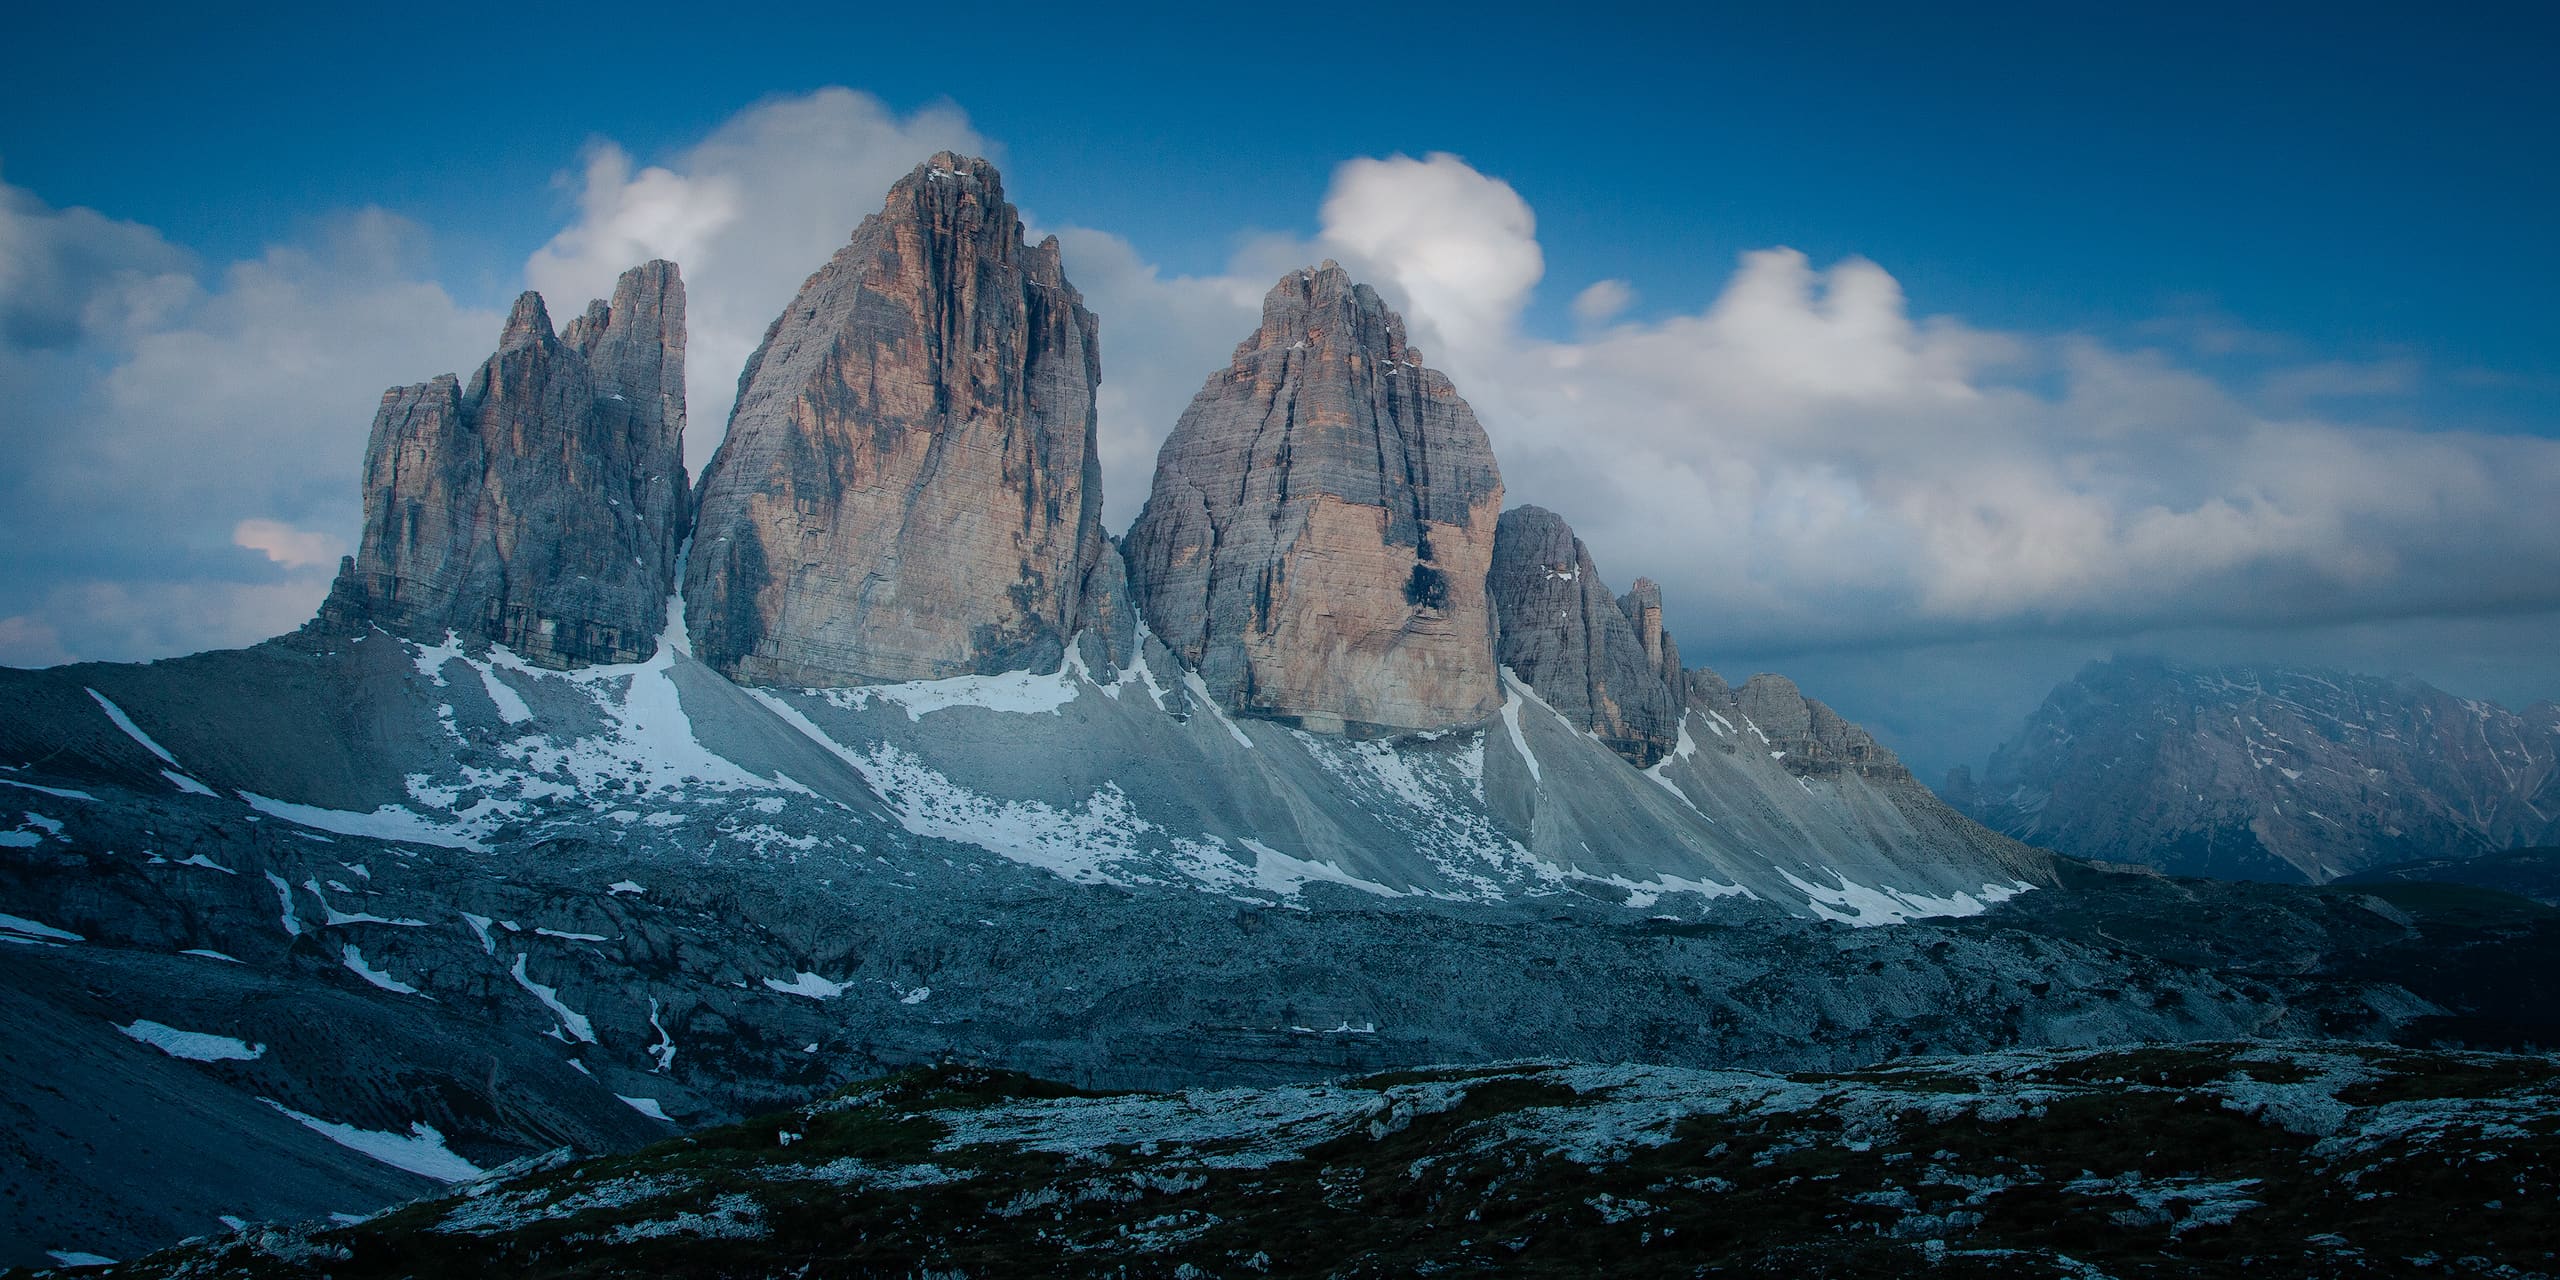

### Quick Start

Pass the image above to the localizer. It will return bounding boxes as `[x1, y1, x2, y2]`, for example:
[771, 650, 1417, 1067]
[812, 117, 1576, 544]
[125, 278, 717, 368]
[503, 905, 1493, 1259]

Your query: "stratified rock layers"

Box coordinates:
[323, 261, 690, 668]
[685, 153, 1107, 686]
[1488, 506, 1680, 766]
[1125, 264, 1503, 734]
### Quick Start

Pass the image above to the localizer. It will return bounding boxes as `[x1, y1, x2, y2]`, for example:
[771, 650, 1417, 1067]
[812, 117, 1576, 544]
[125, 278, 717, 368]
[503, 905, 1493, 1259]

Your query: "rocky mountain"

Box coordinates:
[1949, 657, 2560, 882]
[20, 155, 2560, 1270]
[83, 1043, 2560, 1279]
[1487, 505, 1681, 766]
[1123, 263, 1504, 735]
[684, 153, 1115, 686]
[318, 262, 690, 669]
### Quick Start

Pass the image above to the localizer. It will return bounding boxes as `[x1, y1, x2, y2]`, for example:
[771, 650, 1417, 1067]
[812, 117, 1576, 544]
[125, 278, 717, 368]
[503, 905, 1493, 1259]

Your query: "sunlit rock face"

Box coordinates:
[321, 261, 690, 668]
[684, 153, 1112, 687]
[1488, 505, 1680, 767]
[1124, 263, 1504, 735]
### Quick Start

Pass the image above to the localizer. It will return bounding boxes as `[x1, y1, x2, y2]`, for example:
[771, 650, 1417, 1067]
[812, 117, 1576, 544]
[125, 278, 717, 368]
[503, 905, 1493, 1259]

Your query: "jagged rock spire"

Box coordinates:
[321, 260, 691, 668]
[684, 153, 1115, 686]
[1490, 507, 1681, 766]
[1123, 263, 1505, 735]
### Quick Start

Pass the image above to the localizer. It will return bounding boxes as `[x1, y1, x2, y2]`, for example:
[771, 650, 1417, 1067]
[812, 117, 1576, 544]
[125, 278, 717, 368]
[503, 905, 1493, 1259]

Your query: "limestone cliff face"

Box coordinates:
[685, 153, 1107, 686]
[1124, 263, 1504, 734]
[322, 261, 690, 668]
[1488, 506, 1679, 765]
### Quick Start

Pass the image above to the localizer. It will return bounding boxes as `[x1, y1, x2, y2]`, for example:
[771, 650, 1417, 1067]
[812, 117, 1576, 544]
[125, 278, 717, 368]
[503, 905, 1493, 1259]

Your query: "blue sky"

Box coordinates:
[11, 1, 2554, 405]
[4, 0, 2556, 776]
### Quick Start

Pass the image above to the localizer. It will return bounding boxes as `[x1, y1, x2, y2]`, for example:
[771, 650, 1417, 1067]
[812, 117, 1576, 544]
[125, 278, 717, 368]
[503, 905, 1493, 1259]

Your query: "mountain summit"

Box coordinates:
[318, 260, 690, 668]
[684, 153, 1116, 686]
[1124, 263, 1505, 735]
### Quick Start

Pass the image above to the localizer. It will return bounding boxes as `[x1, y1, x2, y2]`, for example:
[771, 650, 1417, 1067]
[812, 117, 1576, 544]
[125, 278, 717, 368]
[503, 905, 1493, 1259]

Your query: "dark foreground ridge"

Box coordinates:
[48, 1043, 2560, 1279]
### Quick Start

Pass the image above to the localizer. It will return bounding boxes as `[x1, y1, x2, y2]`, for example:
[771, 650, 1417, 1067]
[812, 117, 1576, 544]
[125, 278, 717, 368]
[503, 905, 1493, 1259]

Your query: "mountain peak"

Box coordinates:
[1124, 264, 1502, 735]
[499, 290, 555, 351]
[321, 261, 690, 668]
[684, 153, 1111, 686]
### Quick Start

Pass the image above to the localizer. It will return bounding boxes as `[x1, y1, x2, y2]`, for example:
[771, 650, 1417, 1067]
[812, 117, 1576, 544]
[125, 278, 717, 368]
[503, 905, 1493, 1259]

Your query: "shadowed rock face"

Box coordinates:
[684, 153, 1107, 687]
[1489, 506, 1680, 766]
[320, 261, 690, 668]
[1124, 263, 1504, 735]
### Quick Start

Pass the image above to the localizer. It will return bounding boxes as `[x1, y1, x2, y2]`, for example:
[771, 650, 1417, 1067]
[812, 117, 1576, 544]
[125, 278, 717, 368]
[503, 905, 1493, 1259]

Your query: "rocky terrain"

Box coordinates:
[1949, 657, 2560, 882]
[54, 1042, 2560, 1278]
[1124, 263, 1505, 735]
[320, 262, 691, 669]
[685, 153, 1117, 686]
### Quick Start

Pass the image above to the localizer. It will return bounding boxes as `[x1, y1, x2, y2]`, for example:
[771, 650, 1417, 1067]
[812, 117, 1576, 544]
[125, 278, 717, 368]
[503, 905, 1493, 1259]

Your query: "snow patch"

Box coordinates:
[0, 912, 83, 943]
[0, 778, 94, 801]
[86, 688, 219, 795]
[1241, 839, 1404, 899]
[240, 792, 487, 852]
[616, 1094, 672, 1122]
[1777, 869, 2034, 927]
[264, 1100, 484, 1182]
[511, 954, 596, 1043]
[1181, 669, 1255, 748]
[820, 660, 1083, 720]
[341, 945, 425, 996]
[117, 1019, 264, 1062]
[762, 971, 849, 1000]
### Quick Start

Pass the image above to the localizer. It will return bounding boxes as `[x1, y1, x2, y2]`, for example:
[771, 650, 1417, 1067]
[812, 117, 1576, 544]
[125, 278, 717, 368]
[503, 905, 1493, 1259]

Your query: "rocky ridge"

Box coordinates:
[1487, 505, 1681, 766]
[1123, 262, 1504, 735]
[684, 153, 1114, 686]
[319, 262, 690, 668]
[1949, 657, 2560, 882]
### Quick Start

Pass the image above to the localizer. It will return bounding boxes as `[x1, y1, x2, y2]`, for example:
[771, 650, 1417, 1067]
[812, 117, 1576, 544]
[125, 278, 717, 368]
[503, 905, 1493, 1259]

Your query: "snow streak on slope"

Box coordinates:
[263, 1101, 484, 1182]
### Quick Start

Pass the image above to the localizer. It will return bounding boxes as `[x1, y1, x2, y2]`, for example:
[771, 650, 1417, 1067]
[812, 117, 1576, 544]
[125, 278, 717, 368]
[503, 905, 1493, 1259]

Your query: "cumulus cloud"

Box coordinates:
[0, 181, 495, 665]
[525, 88, 986, 470]
[1316, 152, 1543, 357]
[1570, 279, 1634, 326]
[0, 179, 198, 348]
[232, 519, 345, 570]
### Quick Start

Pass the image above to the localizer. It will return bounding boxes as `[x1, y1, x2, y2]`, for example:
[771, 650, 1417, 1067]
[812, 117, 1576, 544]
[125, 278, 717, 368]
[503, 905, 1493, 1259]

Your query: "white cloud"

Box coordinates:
[524, 88, 987, 471]
[0, 180, 198, 348]
[1, 181, 495, 664]
[233, 518, 344, 570]
[1315, 152, 1542, 358]
[1570, 278, 1634, 326]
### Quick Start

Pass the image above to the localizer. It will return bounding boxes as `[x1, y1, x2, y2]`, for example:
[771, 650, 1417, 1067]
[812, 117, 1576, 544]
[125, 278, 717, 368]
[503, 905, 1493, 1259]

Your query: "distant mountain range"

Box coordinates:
[1945, 657, 2560, 882]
